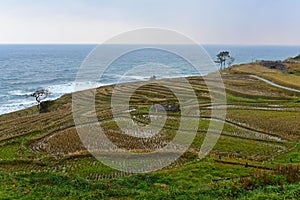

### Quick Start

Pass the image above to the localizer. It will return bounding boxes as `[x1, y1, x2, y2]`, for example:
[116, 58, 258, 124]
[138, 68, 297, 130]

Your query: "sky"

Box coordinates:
[0, 0, 299, 45]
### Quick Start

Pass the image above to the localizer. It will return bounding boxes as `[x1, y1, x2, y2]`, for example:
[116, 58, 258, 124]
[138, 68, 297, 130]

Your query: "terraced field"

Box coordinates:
[0, 70, 300, 199]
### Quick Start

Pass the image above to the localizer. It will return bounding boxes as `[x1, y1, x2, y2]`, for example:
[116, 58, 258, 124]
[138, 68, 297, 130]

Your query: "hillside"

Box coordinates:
[228, 61, 300, 90]
[0, 65, 300, 199]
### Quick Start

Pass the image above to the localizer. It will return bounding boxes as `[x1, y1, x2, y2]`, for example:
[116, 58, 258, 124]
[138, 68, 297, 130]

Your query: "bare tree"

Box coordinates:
[30, 89, 51, 108]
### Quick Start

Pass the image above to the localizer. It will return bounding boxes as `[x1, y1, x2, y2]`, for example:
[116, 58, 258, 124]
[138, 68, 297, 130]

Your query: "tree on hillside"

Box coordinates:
[215, 51, 234, 69]
[30, 89, 51, 108]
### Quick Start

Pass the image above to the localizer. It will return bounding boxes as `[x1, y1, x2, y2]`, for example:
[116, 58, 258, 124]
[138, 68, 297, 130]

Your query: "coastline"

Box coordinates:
[2, 67, 300, 117]
[2, 44, 300, 116]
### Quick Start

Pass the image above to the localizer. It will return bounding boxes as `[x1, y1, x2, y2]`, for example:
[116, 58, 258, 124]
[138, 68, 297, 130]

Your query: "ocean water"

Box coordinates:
[1, 44, 300, 115]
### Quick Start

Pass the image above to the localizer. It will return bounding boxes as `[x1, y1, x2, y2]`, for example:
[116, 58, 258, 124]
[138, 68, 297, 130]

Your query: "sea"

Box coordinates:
[1, 44, 300, 115]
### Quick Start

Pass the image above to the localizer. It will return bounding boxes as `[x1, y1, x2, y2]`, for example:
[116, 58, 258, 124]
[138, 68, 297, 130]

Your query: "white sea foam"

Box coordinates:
[8, 90, 31, 96]
[1, 81, 105, 115]
[46, 81, 105, 95]
[0, 100, 37, 115]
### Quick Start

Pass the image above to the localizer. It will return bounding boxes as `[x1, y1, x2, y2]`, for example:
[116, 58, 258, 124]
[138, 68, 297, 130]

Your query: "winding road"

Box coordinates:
[249, 75, 300, 93]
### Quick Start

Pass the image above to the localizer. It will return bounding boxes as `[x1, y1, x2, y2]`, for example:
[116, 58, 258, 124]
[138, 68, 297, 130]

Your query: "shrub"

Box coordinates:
[211, 164, 300, 198]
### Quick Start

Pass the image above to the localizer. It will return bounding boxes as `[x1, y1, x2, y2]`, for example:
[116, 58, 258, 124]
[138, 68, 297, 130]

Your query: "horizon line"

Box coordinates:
[0, 43, 300, 47]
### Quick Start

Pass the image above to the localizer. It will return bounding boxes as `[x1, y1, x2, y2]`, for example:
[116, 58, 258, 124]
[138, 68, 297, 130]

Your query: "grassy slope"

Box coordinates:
[228, 63, 300, 90]
[0, 72, 300, 199]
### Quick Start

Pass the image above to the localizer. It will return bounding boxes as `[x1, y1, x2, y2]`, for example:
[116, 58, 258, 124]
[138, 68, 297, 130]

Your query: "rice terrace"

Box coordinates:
[1, 57, 300, 199]
[1, 1, 300, 199]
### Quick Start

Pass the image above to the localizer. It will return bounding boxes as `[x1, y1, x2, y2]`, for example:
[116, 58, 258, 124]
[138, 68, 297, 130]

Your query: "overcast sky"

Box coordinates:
[0, 0, 299, 45]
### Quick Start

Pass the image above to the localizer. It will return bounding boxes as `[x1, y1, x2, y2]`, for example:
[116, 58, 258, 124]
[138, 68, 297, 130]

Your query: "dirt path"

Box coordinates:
[249, 75, 300, 93]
